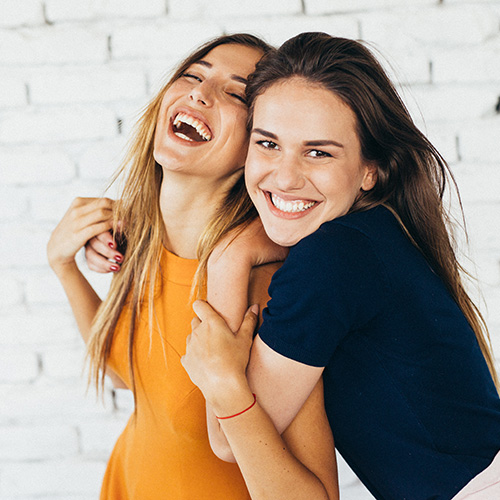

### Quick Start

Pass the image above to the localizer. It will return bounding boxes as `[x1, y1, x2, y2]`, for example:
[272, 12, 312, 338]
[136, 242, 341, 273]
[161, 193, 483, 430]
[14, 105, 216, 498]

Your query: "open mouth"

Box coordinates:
[269, 192, 317, 213]
[172, 112, 212, 142]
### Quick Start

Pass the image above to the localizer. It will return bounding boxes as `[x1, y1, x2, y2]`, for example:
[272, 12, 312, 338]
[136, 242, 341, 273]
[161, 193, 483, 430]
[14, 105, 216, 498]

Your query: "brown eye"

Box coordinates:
[308, 149, 331, 158]
[258, 140, 278, 150]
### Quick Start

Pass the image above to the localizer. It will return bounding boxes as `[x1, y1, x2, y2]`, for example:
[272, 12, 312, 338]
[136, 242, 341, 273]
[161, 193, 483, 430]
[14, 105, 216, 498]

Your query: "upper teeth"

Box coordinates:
[271, 193, 316, 213]
[173, 112, 212, 141]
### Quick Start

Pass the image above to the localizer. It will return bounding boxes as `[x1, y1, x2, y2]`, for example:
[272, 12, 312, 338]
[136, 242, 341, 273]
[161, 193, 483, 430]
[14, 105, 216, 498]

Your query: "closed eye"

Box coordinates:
[182, 73, 202, 82]
[228, 92, 246, 104]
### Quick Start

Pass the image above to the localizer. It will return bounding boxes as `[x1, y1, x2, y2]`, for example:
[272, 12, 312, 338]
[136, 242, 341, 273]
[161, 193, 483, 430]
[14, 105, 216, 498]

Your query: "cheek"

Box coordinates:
[321, 169, 360, 201]
[224, 110, 249, 152]
[244, 151, 264, 191]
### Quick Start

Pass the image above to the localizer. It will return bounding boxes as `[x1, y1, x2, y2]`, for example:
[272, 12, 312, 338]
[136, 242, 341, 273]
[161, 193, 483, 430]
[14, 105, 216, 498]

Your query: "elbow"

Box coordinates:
[214, 448, 237, 463]
[209, 437, 237, 463]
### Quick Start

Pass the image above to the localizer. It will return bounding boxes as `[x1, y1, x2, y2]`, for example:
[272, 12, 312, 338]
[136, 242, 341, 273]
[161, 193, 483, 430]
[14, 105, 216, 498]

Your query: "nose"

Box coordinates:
[273, 155, 305, 191]
[189, 81, 214, 107]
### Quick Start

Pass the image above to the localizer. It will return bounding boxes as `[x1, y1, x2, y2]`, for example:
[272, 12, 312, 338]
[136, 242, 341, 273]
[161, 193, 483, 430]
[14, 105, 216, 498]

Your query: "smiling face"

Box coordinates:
[154, 44, 263, 180]
[245, 78, 377, 246]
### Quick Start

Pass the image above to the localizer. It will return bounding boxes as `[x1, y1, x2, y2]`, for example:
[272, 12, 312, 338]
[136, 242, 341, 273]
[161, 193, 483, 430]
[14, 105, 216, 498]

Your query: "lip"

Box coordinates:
[263, 190, 320, 220]
[168, 106, 214, 146]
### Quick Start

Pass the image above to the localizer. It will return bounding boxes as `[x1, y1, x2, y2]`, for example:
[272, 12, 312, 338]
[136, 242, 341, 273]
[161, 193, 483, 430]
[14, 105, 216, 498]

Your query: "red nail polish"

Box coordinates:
[108, 242, 115, 249]
[110, 265, 120, 272]
[114, 255, 122, 263]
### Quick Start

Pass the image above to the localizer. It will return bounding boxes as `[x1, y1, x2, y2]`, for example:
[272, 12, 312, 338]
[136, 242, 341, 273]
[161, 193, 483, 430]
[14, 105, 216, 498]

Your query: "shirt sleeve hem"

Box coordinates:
[259, 331, 328, 368]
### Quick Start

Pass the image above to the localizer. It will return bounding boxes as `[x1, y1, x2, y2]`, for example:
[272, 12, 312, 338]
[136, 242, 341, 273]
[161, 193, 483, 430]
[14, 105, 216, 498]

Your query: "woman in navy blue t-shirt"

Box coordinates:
[182, 33, 500, 499]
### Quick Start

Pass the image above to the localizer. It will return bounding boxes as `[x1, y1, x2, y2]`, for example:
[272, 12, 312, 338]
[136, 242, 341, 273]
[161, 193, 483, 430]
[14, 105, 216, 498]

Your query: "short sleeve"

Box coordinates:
[259, 222, 389, 367]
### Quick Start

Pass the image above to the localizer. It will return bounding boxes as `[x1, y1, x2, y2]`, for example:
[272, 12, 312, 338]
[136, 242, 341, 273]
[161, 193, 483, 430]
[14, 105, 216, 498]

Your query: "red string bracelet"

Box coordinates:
[215, 394, 257, 420]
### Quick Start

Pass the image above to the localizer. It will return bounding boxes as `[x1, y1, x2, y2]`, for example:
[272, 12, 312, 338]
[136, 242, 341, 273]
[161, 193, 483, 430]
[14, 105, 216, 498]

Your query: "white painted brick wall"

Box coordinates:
[0, 106, 118, 144]
[0, 0, 44, 28]
[1, 2, 499, 499]
[0, 27, 109, 66]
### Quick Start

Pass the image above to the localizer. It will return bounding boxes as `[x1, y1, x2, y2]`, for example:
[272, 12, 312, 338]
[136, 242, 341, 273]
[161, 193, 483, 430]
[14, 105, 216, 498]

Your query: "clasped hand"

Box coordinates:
[181, 300, 259, 405]
[47, 197, 117, 275]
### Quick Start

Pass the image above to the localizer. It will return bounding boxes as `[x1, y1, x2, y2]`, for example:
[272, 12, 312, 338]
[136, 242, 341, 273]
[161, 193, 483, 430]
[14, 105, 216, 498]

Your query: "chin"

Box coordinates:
[266, 230, 303, 248]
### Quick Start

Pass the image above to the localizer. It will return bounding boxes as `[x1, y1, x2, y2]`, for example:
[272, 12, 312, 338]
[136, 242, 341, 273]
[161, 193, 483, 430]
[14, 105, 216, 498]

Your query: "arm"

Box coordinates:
[47, 197, 126, 387]
[205, 258, 323, 460]
[182, 303, 337, 500]
[204, 220, 287, 457]
[215, 361, 338, 500]
[207, 218, 287, 332]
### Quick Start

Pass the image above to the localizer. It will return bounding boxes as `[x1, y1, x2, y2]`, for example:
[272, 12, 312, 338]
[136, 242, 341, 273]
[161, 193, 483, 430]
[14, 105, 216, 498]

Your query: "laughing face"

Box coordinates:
[154, 44, 263, 180]
[245, 78, 377, 247]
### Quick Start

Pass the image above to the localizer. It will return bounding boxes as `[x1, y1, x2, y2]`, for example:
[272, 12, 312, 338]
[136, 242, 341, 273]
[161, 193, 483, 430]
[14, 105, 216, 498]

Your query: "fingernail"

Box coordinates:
[249, 304, 259, 315]
[108, 242, 115, 249]
[110, 265, 120, 272]
[114, 255, 122, 263]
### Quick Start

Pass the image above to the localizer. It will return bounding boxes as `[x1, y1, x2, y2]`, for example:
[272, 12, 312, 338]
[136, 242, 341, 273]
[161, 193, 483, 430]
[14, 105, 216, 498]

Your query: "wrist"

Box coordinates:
[215, 393, 256, 420]
[205, 375, 254, 418]
[50, 259, 79, 279]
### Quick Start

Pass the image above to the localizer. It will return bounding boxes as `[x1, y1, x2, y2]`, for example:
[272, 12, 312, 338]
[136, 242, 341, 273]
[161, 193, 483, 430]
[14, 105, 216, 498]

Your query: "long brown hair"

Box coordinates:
[245, 32, 498, 389]
[87, 34, 271, 397]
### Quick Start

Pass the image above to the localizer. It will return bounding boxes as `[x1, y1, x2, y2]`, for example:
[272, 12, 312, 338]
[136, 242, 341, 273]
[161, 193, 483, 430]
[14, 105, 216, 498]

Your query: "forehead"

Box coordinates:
[253, 78, 359, 143]
[193, 44, 263, 80]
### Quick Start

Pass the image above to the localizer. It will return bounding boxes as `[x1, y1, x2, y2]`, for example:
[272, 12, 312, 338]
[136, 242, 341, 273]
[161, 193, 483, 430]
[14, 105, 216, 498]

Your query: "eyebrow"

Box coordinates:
[193, 60, 248, 85]
[252, 128, 344, 148]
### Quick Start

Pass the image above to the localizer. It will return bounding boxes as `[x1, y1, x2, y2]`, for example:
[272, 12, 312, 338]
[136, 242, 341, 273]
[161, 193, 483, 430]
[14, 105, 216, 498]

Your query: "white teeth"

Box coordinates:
[174, 132, 193, 142]
[271, 193, 316, 213]
[173, 112, 212, 141]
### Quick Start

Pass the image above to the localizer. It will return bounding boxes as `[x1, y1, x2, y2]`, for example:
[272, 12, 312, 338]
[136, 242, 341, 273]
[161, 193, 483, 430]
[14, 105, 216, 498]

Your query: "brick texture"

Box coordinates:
[1, 2, 499, 499]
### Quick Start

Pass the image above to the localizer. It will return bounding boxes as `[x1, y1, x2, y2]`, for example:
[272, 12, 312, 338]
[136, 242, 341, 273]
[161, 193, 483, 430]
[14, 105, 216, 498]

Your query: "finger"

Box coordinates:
[70, 198, 114, 227]
[88, 234, 122, 262]
[100, 230, 120, 251]
[191, 317, 201, 330]
[237, 304, 259, 339]
[184, 334, 192, 351]
[70, 197, 114, 219]
[80, 219, 114, 243]
[80, 196, 115, 211]
[68, 220, 114, 255]
[77, 206, 114, 231]
[85, 245, 120, 273]
[192, 300, 221, 323]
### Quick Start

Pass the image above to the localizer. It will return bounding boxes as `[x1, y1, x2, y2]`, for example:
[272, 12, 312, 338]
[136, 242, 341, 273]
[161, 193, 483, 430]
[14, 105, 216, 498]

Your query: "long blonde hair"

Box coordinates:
[87, 34, 271, 397]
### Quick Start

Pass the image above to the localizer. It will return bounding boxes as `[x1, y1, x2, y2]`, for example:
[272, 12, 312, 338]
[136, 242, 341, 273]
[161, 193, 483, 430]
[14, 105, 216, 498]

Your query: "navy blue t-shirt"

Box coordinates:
[259, 206, 500, 500]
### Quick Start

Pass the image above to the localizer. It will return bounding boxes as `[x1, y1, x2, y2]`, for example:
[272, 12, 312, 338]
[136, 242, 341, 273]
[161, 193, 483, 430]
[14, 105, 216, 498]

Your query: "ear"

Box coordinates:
[361, 163, 378, 192]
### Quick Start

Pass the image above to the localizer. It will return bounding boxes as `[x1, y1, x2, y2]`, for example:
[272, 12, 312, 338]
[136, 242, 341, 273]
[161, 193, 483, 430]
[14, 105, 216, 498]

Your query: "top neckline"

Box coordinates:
[160, 246, 199, 286]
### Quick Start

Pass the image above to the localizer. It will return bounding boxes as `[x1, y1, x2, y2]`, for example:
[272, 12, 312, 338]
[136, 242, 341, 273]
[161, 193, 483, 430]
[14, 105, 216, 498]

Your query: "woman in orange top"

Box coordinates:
[47, 34, 338, 499]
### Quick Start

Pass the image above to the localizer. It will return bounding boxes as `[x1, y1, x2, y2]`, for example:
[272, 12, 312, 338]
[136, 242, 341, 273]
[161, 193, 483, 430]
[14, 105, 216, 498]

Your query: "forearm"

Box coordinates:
[206, 404, 236, 462]
[53, 261, 127, 388]
[212, 386, 329, 500]
[52, 261, 102, 345]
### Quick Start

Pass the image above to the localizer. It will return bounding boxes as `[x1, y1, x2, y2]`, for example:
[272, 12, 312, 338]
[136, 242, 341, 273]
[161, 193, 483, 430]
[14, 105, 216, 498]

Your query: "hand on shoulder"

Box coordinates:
[47, 197, 116, 277]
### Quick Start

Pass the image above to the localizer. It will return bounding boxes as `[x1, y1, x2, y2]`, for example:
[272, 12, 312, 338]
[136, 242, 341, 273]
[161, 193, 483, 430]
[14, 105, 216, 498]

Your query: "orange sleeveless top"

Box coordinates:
[101, 248, 251, 500]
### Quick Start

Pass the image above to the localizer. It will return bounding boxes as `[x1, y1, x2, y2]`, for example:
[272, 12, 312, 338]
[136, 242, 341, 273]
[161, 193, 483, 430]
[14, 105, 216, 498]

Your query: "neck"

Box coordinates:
[159, 168, 242, 259]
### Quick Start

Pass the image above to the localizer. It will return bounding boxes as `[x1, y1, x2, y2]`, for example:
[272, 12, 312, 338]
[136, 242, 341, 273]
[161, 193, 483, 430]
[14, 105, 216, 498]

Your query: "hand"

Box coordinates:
[47, 197, 116, 276]
[85, 228, 124, 274]
[181, 300, 259, 406]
